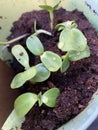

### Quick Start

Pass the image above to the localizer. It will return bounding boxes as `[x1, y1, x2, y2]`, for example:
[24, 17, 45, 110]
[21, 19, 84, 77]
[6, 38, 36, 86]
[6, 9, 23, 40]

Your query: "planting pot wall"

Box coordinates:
[0, 0, 98, 130]
[0, 60, 19, 128]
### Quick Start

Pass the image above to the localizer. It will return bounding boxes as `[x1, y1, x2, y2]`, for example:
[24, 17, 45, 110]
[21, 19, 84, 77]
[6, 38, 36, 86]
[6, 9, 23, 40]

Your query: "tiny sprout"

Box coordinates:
[39, 1, 61, 29]
[14, 88, 60, 117]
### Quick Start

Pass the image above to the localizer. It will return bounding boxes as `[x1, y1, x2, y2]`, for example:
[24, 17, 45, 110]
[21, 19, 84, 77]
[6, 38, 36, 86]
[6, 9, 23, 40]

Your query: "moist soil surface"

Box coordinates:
[8, 8, 98, 130]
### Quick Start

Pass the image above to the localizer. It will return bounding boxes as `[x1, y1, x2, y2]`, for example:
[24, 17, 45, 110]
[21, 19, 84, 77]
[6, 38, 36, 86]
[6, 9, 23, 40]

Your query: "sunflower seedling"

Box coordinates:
[39, 1, 61, 29]
[56, 21, 90, 72]
[11, 35, 62, 88]
[14, 88, 60, 117]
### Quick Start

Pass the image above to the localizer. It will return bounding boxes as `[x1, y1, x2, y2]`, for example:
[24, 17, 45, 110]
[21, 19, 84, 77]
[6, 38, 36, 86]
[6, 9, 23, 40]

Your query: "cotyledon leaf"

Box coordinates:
[11, 66, 37, 89]
[31, 63, 51, 83]
[26, 36, 44, 56]
[42, 88, 60, 107]
[41, 51, 62, 72]
[11, 44, 30, 70]
[14, 93, 38, 117]
[58, 28, 87, 52]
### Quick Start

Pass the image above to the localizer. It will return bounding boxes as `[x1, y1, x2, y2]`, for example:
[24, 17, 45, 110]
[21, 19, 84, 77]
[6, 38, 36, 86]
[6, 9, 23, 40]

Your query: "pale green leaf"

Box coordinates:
[55, 21, 77, 31]
[11, 45, 30, 70]
[68, 45, 90, 61]
[39, 5, 53, 12]
[61, 56, 70, 73]
[53, 1, 61, 10]
[14, 93, 38, 117]
[58, 28, 87, 51]
[26, 36, 44, 55]
[31, 63, 51, 83]
[11, 66, 37, 89]
[42, 88, 60, 107]
[41, 51, 62, 72]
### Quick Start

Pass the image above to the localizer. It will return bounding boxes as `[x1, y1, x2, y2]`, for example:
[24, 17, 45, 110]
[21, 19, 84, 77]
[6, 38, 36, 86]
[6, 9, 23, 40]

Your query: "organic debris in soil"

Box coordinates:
[8, 8, 98, 130]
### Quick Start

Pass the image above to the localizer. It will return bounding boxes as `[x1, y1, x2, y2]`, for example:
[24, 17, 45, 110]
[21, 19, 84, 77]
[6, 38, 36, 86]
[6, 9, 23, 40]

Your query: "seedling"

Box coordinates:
[14, 88, 60, 117]
[11, 37, 62, 88]
[39, 1, 61, 29]
[56, 21, 90, 72]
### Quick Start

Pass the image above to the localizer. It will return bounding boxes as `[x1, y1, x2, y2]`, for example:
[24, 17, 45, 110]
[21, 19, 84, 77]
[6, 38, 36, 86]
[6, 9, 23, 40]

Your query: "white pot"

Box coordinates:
[0, 0, 98, 130]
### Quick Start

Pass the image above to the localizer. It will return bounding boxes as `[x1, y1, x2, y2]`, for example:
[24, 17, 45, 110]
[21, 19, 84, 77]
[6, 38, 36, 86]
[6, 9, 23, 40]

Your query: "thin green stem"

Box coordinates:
[50, 10, 54, 29]
[31, 29, 52, 37]
[0, 33, 29, 46]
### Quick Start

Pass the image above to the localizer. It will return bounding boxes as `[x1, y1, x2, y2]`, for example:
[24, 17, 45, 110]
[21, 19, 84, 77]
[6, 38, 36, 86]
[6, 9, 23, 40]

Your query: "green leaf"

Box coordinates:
[11, 66, 37, 89]
[26, 36, 44, 55]
[31, 63, 51, 83]
[55, 21, 77, 31]
[68, 45, 90, 61]
[41, 51, 62, 72]
[39, 1, 61, 11]
[53, 1, 61, 10]
[34, 20, 37, 33]
[58, 28, 87, 52]
[61, 55, 70, 73]
[14, 93, 38, 117]
[39, 5, 53, 12]
[42, 88, 60, 107]
[11, 45, 30, 70]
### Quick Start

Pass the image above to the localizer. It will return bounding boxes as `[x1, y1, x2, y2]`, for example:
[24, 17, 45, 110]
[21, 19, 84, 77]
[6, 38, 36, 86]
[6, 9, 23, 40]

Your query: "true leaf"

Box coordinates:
[42, 88, 60, 107]
[68, 45, 90, 61]
[14, 93, 38, 117]
[58, 28, 87, 52]
[31, 63, 51, 83]
[41, 51, 62, 72]
[11, 66, 37, 89]
[61, 55, 70, 73]
[26, 36, 44, 55]
[53, 1, 61, 10]
[55, 21, 77, 31]
[11, 45, 30, 70]
[39, 1, 61, 11]
[39, 5, 53, 12]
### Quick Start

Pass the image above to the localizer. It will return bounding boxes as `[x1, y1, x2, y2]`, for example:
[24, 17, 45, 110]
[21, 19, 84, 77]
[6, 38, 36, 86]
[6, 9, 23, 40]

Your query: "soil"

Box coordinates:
[8, 8, 98, 130]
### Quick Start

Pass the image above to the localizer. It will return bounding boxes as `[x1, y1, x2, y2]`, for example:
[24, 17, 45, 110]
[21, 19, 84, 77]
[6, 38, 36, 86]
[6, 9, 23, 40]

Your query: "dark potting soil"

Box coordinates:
[8, 8, 98, 130]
